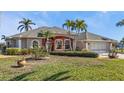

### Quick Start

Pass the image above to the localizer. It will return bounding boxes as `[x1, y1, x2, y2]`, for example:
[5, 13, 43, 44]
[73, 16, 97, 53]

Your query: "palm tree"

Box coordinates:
[75, 19, 88, 50]
[38, 30, 54, 52]
[116, 19, 124, 27]
[62, 19, 75, 34]
[63, 20, 75, 50]
[17, 18, 36, 32]
[116, 19, 124, 52]
[120, 37, 124, 51]
[75, 19, 87, 34]
[1, 35, 6, 40]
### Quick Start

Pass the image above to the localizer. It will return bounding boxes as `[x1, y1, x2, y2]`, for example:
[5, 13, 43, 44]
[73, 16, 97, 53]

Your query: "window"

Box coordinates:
[64, 39, 70, 49]
[32, 40, 39, 48]
[55, 39, 63, 49]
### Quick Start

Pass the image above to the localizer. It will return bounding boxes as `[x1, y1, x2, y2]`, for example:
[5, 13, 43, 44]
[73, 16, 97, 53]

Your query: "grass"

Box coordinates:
[0, 55, 124, 81]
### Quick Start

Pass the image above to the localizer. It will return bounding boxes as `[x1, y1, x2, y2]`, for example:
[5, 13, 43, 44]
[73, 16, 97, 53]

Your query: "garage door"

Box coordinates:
[89, 42, 108, 53]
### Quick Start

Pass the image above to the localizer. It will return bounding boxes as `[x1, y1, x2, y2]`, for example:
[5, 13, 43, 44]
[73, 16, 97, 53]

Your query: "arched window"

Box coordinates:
[32, 40, 39, 48]
[55, 39, 63, 49]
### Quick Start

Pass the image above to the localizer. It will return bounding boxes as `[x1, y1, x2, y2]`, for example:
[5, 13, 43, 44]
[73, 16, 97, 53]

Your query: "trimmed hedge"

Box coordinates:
[20, 49, 32, 55]
[6, 48, 21, 55]
[50, 51, 98, 58]
[6, 48, 32, 55]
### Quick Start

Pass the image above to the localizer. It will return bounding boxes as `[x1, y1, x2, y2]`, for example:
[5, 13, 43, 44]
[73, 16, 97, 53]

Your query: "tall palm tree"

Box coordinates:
[75, 19, 88, 50]
[17, 18, 36, 32]
[38, 30, 54, 52]
[62, 20, 75, 34]
[116, 19, 124, 52]
[116, 19, 124, 27]
[75, 19, 87, 34]
[63, 20, 75, 50]
[120, 37, 124, 47]
[1, 35, 6, 40]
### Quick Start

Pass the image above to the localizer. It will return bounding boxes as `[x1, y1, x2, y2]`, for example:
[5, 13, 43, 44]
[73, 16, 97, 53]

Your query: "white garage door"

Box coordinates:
[89, 42, 108, 53]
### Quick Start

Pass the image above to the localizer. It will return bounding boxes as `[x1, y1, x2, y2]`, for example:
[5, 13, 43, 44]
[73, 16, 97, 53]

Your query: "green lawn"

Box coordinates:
[0, 55, 124, 81]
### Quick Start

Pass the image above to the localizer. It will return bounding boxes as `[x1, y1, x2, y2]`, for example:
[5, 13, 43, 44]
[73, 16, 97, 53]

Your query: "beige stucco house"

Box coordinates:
[6, 26, 117, 53]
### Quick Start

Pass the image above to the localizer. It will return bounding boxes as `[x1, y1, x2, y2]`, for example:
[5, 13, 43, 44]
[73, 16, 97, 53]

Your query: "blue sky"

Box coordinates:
[0, 11, 124, 42]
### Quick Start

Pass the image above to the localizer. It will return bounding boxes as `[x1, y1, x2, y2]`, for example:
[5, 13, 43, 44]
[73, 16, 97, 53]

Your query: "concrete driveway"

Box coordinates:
[99, 53, 124, 59]
[117, 54, 124, 59]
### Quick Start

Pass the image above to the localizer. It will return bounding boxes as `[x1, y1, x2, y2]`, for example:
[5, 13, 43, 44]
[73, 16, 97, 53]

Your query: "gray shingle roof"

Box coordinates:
[7, 26, 117, 42]
[77, 32, 117, 42]
[8, 26, 69, 38]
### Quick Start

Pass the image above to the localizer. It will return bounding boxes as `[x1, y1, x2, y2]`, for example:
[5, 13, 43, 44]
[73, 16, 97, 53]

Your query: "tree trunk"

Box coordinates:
[46, 38, 49, 52]
[68, 27, 72, 51]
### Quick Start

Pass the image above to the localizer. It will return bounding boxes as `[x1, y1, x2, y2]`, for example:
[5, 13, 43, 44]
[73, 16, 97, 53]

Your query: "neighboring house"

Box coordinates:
[6, 26, 117, 53]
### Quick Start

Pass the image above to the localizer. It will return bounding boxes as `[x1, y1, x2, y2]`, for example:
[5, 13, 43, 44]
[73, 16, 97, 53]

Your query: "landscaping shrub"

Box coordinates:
[6, 48, 21, 55]
[6, 48, 32, 55]
[76, 47, 81, 51]
[50, 51, 98, 58]
[20, 49, 29, 55]
[31, 47, 49, 60]
[81, 49, 90, 52]
[1, 45, 6, 54]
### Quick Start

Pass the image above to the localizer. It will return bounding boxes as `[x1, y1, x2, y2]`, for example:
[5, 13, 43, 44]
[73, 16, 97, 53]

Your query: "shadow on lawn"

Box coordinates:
[43, 71, 71, 81]
[10, 72, 34, 81]
[11, 65, 23, 68]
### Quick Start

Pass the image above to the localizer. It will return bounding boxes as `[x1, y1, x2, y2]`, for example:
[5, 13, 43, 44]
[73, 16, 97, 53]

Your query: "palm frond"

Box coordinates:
[19, 27, 25, 32]
[19, 21, 24, 24]
[18, 18, 36, 32]
[28, 25, 32, 30]
[62, 23, 66, 28]
[17, 25, 24, 30]
[75, 19, 87, 33]
[23, 18, 27, 21]
[116, 19, 124, 27]
[1, 35, 6, 40]
[28, 22, 36, 25]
